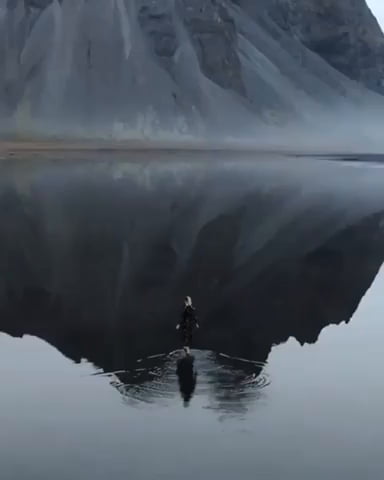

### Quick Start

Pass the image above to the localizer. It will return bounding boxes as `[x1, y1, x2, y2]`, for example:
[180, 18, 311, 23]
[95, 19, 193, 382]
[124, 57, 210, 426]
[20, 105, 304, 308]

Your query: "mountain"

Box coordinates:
[251, 0, 384, 94]
[0, 0, 383, 138]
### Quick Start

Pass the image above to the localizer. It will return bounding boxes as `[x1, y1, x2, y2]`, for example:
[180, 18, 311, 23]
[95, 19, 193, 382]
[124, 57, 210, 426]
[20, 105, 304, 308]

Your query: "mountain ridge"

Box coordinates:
[0, 0, 383, 138]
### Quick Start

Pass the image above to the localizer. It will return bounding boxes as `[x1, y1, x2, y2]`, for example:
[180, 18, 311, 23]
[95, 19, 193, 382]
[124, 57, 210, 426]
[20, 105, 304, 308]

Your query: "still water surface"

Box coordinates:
[0, 152, 383, 479]
[0, 279, 383, 480]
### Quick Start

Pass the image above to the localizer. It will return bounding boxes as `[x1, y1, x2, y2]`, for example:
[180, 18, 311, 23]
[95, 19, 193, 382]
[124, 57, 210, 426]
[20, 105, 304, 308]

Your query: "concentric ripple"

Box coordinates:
[95, 350, 270, 413]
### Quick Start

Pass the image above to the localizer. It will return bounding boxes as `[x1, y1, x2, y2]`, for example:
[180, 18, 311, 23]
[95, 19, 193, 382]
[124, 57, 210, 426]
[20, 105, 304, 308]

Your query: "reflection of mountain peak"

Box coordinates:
[215, 212, 384, 353]
[0, 160, 383, 388]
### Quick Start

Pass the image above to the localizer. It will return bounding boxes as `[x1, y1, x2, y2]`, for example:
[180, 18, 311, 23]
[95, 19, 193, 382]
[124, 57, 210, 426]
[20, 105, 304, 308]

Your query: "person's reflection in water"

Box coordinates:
[176, 355, 197, 407]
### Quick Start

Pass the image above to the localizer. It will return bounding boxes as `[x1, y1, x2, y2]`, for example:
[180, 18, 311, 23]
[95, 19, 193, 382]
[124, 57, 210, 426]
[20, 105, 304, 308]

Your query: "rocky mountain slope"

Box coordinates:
[0, 0, 383, 138]
[251, 0, 384, 93]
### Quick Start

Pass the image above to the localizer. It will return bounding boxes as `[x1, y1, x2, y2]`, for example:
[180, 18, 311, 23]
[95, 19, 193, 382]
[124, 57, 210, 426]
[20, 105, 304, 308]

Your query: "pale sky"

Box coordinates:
[367, 0, 384, 29]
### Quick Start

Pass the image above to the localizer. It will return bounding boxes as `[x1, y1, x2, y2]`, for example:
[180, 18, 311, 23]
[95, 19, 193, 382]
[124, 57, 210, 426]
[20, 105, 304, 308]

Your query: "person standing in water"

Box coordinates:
[176, 296, 199, 355]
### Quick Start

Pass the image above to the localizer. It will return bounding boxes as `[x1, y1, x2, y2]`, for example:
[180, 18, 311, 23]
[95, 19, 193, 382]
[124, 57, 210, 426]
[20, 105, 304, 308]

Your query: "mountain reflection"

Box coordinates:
[0, 156, 383, 412]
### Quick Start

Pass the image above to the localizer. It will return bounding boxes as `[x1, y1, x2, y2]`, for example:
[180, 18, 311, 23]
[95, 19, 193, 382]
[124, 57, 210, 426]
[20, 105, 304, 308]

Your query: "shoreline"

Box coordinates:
[0, 139, 382, 163]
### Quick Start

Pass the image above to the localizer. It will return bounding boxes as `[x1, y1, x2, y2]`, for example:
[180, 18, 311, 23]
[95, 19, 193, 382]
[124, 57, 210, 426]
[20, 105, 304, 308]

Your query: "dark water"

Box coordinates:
[0, 152, 383, 479]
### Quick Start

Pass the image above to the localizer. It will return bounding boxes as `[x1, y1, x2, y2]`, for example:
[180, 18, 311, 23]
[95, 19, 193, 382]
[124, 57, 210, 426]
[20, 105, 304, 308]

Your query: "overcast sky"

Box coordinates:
[367, 0, 384, 29]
